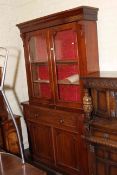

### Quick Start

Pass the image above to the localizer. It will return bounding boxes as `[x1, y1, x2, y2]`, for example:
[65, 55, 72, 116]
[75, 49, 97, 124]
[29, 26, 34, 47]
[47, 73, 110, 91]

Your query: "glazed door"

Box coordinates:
[25, 29, 54, 105]
[54, 128, 80, 175]
[27, 122, 54, 164]
[50, 22, 82, 109]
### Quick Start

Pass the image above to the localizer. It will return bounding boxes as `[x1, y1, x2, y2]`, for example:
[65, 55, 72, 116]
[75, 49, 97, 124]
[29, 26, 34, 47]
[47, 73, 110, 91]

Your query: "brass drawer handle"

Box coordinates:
[34, 114, 38, 118]
[103, 133, 109, 139]
[59, 119, 64, 124]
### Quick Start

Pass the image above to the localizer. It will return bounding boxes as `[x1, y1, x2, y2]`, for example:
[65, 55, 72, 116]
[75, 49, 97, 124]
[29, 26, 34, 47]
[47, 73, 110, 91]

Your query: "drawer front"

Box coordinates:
[91, 128, 117, 141]
[29, 106, 78, 132]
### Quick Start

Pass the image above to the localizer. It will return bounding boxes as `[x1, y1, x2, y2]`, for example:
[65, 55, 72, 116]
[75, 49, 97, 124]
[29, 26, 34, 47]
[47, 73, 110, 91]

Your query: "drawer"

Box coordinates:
[29, 107, 78, 131]
[91, 127, 117, 142]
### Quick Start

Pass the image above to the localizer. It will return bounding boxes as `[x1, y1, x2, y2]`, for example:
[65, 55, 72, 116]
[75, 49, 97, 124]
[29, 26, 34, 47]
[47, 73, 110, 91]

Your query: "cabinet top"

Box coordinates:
[17, 6, 98, 34]
[82, 71, 117, 79]
[81, 71, 117, 89]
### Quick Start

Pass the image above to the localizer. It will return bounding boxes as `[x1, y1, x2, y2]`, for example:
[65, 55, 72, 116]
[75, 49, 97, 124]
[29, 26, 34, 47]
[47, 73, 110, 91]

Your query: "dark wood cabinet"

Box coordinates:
[17, 6, 99, 175]
[82, 71, 117, 175]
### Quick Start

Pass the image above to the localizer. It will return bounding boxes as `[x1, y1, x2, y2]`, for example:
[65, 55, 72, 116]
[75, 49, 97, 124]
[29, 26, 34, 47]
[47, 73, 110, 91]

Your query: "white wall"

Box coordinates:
[0, 0, 117, 148]
[16, 0, 117, 71]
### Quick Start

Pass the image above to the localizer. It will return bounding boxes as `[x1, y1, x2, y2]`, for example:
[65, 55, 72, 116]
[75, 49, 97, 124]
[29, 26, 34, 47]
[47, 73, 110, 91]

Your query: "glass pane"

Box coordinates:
[57, 64, 79, 85]
[31, 64, 49, 82]
[54, 29, 78, 60]
[29, 33, 48, 62]
[58, 85, 80, 102]
[33, 83, 51, 99]
[31, 64, 51, 99]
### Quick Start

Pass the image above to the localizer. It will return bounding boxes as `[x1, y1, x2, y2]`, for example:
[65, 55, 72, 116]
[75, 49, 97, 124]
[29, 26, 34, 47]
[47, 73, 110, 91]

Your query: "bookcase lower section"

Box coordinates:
[22, 102, 89, 175]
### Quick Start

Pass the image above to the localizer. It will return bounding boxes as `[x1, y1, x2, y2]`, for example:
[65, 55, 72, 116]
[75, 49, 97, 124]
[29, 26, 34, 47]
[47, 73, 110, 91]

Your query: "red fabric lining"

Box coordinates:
[38, 66, 49, 80]
[39, 84, 51, 98]
[35, 35, 48, 61]
[54, 30, 78, 60]
[57, 64, 78, 80]
[58, 85, 80, 102]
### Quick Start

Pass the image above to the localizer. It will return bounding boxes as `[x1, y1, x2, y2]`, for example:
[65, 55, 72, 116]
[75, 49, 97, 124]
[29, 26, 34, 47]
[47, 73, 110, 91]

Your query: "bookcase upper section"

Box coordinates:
[17, 6, 99, 109]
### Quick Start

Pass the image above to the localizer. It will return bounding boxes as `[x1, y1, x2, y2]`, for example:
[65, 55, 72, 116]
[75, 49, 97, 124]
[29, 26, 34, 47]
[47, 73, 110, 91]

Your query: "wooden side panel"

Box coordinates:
[95, 146, 117, 175]
[78, 21, 99, 75]
[91, 89, 110, 118]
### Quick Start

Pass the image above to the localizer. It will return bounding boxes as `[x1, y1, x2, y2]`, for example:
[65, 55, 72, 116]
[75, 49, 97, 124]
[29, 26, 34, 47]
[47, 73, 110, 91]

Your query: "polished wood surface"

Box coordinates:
[18, 6, 100, 175]
[0, 115, 22, 154]
[17, 6, 98, 33]
[0, 152, 46, 175]
[82, 71, 117, 175]
[23, 103, 84, 175]
[82, 71, 117, 78]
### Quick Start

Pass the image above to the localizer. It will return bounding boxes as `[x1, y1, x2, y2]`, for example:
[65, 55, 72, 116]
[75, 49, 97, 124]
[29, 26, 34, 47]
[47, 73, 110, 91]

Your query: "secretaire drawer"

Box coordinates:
[29, 106, 78, 131]
[91, 127, 117, 141]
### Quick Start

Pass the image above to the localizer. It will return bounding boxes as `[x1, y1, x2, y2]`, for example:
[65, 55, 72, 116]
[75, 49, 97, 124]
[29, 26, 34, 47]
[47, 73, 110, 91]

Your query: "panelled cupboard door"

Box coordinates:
[27, 122, 54, 164]
[54, 128, 80, 175]
[95, 148, 117, 175]
[49, 22, 82, 109]
[25, 29, 54, 105]
[88, 145, 117, 175]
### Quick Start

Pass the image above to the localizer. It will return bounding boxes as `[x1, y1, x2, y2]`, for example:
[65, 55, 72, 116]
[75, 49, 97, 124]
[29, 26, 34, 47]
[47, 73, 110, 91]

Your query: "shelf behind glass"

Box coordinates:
[33, 80, 50, 83]
[56, 59, 78, 64]
[30, 60, 48, 65]
[57, 81, 79, 85]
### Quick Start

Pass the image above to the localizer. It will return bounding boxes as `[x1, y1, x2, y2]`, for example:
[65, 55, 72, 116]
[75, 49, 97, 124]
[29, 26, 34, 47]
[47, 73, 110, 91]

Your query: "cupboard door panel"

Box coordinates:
[28, 122, 54, 164]
[54, 128, 80, 174]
